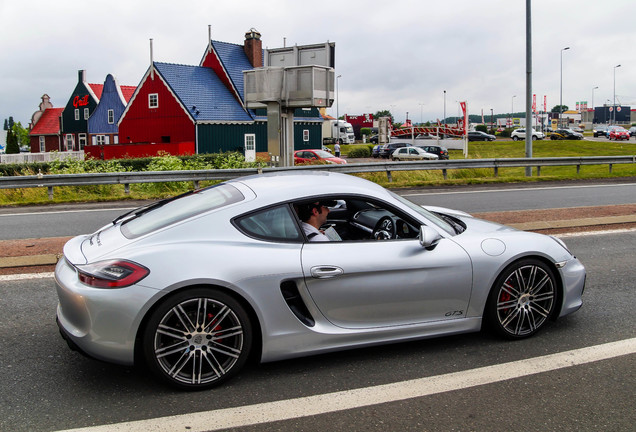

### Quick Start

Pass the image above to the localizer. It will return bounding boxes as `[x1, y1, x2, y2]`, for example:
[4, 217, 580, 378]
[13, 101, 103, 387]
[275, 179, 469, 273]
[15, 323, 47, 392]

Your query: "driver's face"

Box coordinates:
[315, 205, 329, 224]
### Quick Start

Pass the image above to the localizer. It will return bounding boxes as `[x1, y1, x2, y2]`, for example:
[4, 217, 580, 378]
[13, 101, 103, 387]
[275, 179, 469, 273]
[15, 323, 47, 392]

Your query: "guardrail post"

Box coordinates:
[609, 163, 613, 174]
[576, 165, 581, 175]
[442, 169, 447, 180]
[386, 171, 393, 182]
[537, 166, 541, 176]
[47, 186, 54, 200]
[194, 180, 199, 189]
[494, 166, 498, 178]
[124, 184, 130, 194]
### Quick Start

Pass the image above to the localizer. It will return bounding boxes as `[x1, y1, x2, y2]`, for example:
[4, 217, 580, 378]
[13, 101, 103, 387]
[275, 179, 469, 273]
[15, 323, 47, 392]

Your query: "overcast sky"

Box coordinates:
[1, 0, 634, 127]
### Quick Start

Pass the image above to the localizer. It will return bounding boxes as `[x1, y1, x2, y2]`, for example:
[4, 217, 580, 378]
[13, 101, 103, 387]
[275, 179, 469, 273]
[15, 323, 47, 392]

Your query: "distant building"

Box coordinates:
[60, 70, 103, 151]
[104, 29, 322, 160]
[87, 74, 136, 147]
[28, 94, 63, 152]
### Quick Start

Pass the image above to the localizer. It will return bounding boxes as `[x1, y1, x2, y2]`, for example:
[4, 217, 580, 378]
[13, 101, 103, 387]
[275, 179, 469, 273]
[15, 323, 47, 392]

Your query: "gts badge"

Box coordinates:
[445, 310, 464, 317]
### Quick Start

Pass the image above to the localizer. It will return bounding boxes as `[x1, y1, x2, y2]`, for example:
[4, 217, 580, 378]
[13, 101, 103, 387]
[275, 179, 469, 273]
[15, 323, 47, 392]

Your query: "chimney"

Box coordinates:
[244, 28, 262, 68]
[78, 70, 86, 83]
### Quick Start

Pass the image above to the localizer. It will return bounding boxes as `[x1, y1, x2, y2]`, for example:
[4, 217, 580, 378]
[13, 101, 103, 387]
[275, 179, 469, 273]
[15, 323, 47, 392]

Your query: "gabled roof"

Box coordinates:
[29, 108, 63, 135]
[88, 83, 103, 100]
[154, 62, 253, 122]
[120, 86, 136, 102]
[210, 40, 254, 101]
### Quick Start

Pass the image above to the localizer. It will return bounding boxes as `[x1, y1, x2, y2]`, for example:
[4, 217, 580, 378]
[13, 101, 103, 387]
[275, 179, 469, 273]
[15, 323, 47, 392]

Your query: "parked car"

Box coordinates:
[511, 128, 545, 141]
[629, 126, 636, 137]
[415, 145, 449, 160]
[391, 146, 438, 161]
[369, 134, 379, 144]
[550, 129, 583, 140]
[54, 172, 585, 389]
[322, 146, 332, 153]
[379, 142, 410, 158]
[371, 144, 382, 158]
[607, 126, 630, 141]
[593, 126, 608, 137]
[571, 127, 585, 134]
[294, 149, 347, 164]
[467, 131, 496, 141]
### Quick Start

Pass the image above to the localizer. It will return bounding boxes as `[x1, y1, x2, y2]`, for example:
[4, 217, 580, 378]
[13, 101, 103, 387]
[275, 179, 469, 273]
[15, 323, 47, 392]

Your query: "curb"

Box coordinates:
[2, 215, 635, 270]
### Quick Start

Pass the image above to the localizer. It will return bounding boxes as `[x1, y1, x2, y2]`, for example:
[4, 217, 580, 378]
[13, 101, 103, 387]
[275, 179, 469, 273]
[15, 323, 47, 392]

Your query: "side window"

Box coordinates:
[234, 205, 302, 242]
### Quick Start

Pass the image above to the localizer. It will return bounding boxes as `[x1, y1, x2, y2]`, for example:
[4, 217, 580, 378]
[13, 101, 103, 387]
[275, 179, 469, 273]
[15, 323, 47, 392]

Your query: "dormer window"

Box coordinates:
[108, 109, 114, 124]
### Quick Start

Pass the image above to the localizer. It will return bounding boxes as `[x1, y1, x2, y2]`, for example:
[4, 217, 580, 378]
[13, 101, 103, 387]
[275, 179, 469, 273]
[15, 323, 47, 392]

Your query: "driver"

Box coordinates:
[297, 200, 337, 242]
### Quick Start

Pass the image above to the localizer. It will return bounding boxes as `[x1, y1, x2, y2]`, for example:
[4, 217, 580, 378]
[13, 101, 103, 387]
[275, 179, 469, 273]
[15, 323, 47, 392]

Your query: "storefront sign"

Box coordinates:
[73, 95, 90, 108]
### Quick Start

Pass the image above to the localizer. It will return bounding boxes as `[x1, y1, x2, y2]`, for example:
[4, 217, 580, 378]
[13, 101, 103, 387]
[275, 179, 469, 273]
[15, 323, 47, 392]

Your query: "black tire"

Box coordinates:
[485, 259, 557, 339]
[512, 136, 519, 141]
[142, 288, 252, 390]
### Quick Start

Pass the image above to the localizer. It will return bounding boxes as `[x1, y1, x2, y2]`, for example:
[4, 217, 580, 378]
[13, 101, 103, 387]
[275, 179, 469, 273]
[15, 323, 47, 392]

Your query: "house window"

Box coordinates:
[113, 135, 119, 144]
[74, 109, 80, 121]
[303, 129, 309, 142]
[149, 93, 159, 108]
[96, 135, 106, 145]
[84, 108, 89, 120]
[39, 136, 45, 152]
[78, 134, 87, 149]
[108, 109, 114, 124]
[65, 134, 75, 151]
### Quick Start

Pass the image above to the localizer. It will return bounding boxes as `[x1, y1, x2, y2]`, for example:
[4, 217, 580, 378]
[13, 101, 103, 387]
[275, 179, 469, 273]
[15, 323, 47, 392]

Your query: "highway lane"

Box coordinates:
[0, 230, 634, 431]
[0, 180, 635, 240]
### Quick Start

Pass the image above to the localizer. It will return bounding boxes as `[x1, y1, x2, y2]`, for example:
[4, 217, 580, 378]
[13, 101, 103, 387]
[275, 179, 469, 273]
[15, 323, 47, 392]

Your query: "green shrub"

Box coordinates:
[475, 124, 488, 133]
[360, 127, 372, 138]
[347, 146, 371, 158]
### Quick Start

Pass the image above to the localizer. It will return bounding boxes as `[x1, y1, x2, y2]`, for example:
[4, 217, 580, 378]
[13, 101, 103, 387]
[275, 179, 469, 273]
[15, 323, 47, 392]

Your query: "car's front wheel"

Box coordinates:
[142, 288, 253, 390]
[512, 136, 519, 141]
[485, 259, 557, 339]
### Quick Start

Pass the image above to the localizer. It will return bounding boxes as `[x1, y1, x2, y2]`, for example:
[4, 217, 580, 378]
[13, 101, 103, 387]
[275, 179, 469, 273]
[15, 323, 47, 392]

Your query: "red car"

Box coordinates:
[608, 127, 630, 141]
[294, 149, 347, 165]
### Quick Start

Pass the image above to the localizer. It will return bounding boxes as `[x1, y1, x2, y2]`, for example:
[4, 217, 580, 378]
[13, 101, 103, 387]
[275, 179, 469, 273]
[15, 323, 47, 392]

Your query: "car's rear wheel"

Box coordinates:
[486, 259, 557, 339]
[512, 136, 519, 141]
[143, 288, 252, 390]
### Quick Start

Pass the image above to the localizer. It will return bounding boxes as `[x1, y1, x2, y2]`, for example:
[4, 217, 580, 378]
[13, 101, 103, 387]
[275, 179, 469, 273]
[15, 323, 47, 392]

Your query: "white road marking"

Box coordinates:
[401, 182, 636, 197]
[0, 272, 55, 282]
[0, 207, 136, 217]
[55, 338, 636, 432]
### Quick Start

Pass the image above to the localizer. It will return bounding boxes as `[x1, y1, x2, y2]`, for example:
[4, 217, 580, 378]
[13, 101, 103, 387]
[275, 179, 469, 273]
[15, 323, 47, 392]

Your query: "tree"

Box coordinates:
[475, 124, 488, 133]
[374, 110, 394, 123]
[12, 122, 29, 148]
[5, 129, 20, 154]
[551, 105, 568, 114]
[3, 118, 7, 130]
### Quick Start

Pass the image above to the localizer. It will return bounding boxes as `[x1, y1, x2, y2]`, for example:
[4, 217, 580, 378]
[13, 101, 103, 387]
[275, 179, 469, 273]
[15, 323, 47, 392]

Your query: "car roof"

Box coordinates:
[228, 171, 390, 205]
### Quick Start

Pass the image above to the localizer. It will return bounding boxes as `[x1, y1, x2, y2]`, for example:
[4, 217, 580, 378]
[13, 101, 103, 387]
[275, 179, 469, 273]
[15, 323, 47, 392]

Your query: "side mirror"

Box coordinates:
[419, 225, 442, 250]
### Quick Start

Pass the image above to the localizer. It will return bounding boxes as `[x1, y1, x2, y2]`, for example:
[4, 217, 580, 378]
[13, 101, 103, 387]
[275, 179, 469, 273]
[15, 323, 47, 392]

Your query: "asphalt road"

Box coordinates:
[0, 230, 634, 431]
[1, 180, 635, 240]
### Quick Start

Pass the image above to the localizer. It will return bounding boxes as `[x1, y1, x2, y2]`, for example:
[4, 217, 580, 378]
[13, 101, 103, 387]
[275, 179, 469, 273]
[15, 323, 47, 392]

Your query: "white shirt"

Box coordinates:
[302, 222, 330, 242]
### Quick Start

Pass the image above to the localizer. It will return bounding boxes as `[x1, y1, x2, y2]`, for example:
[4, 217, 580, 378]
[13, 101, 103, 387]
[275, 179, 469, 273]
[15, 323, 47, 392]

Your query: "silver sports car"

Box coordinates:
[55, 172, 585, 390]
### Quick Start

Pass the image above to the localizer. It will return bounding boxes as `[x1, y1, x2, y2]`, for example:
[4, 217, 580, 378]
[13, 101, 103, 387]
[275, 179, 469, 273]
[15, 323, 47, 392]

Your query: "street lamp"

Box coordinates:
[613, 64, 621, 124]
[511, 95, 516, 126]
[591, 86, 598, 124]
[443, 90, 446, 125]
[490, 108, 494, 130]
[336, 74, 342, 121]
[560, 47, 570, 127]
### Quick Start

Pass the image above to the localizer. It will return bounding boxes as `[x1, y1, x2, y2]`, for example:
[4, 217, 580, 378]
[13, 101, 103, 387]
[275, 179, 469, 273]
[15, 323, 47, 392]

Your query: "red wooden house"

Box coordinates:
[29, 94, 64, 152]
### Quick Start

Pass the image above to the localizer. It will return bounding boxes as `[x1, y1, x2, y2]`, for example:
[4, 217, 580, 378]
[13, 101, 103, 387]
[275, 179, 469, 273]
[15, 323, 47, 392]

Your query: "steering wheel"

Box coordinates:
[373, 216, 397, 240]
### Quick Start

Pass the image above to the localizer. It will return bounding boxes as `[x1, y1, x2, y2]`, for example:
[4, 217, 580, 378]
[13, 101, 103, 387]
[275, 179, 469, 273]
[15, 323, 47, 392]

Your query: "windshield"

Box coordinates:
[121, 183, 244, 238]
[389, 191, 456, 235]
[314, 150, 335, 158]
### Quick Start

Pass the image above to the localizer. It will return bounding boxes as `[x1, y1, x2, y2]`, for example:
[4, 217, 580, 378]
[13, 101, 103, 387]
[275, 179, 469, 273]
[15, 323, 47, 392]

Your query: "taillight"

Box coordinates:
[76, 260, 149, 288]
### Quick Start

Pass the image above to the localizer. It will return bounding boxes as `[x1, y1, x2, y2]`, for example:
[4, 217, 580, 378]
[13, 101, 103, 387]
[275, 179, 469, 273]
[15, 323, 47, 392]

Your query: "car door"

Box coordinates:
[300, 236, 473, 329]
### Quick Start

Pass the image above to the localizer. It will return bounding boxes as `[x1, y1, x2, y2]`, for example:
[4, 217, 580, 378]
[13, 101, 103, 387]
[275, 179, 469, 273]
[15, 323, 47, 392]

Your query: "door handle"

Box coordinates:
[310, 266, 344, 279]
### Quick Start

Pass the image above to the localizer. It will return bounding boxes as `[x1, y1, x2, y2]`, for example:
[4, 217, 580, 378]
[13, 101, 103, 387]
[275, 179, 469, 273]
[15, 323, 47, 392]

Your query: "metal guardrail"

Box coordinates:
[1, 156, 635, 199]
